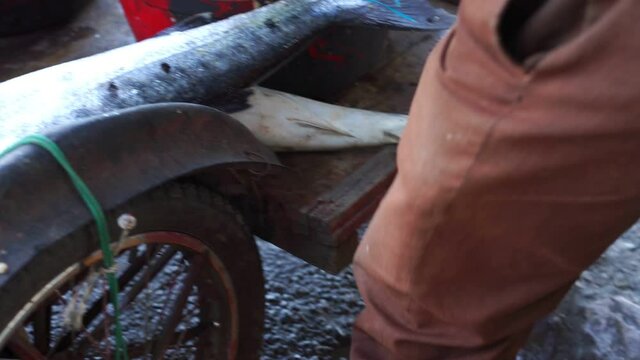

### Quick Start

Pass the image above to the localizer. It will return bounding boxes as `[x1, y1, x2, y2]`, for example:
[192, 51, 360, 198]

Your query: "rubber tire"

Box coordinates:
[0, 182, 265, 359]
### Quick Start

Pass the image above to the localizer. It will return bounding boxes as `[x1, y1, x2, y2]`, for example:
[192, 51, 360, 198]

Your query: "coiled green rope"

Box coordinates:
[1, 134, 128, 360]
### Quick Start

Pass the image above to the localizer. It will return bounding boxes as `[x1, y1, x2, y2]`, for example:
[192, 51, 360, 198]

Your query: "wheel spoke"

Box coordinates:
[7, 332, 46, 360]
[51, 246, 159, 353]
[196, 280, 218, 360]
[121, 247, 178, 307]
[32, 302, 52, 354]
[73, 247, 178, 355]
[152, 255, 205, 358]
[5, 228, 240, 360]
[87, 246, 156, 325]
[140, 249, 188, 358]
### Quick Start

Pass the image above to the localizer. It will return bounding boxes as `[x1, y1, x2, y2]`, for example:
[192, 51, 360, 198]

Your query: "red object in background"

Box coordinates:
[119, 0, 173, 40]
[119, 0, 255, 40]
[116, 0, 387, 102]
[118, 0, 348, 65]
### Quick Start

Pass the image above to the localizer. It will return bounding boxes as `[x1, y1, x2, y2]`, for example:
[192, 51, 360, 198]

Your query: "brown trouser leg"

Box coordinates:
[351, 0, 640, 358]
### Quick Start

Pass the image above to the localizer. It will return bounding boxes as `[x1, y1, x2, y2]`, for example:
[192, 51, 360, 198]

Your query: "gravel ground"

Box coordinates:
[259, 221, 640, 360]
[518, 222, 640, 360]
[258, 240, 362, 360]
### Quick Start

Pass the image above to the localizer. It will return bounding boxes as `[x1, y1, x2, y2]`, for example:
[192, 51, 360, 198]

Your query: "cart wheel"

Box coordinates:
[0, 183, 264, 359]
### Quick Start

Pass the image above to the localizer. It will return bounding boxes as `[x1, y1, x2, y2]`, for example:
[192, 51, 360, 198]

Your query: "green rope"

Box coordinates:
[1, 134, 129, 360]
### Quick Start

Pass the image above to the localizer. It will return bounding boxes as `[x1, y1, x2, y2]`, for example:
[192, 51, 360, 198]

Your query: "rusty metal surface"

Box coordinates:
[0, 103, 279, 289]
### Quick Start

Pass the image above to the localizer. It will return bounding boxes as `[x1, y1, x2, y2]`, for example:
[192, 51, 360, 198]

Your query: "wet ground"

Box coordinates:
[518, 223, 640, 360]
[258, 241, 360, 360]
[259, 220, 640, 360]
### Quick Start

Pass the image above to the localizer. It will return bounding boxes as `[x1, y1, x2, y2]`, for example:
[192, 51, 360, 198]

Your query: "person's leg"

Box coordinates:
[351, 0, 640, 358]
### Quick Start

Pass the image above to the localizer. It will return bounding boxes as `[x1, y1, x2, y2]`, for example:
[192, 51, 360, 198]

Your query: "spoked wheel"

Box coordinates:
[0, 183, 264, 359]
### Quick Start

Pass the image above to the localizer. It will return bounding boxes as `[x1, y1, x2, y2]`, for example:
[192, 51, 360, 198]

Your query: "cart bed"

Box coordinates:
[0, 0, 445, 273]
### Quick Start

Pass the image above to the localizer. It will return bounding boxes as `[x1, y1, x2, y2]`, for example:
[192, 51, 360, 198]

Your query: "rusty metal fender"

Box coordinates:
[0, 102, 280, 287]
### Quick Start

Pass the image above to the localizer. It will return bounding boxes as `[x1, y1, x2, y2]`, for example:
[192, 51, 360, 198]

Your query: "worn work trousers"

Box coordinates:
[350, 0, 640, 358]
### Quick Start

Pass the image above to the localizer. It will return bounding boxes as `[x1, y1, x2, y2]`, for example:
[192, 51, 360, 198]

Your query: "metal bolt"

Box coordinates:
[427, 15, 441, 24]
[0, 262, 8, 274]
[115, 214, 138, 255]
[117, 214, 137, 231]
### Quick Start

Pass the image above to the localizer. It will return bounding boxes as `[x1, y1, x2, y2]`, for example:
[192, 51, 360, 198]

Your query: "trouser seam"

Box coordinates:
[406, 96, 525, 319]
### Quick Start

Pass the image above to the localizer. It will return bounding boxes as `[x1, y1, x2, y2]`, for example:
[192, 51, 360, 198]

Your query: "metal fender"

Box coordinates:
[0, 102, 279, 287]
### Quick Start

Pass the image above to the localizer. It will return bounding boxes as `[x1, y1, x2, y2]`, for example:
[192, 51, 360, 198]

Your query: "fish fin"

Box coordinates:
[288, 117, 357, 138]
[337, 0, 455, 31]
[383, 130, 401, 142]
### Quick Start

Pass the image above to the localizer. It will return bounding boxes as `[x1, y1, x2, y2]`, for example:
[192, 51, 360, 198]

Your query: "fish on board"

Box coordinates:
[231, 86, 410, 151]
[0, 0, 454, 151]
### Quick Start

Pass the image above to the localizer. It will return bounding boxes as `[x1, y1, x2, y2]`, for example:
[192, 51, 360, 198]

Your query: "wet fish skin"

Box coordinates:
[0, 0, 454, 151]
